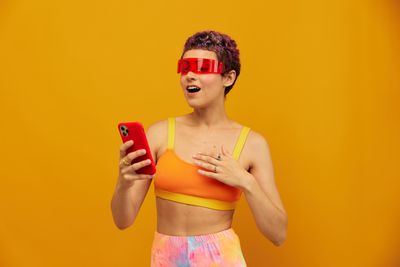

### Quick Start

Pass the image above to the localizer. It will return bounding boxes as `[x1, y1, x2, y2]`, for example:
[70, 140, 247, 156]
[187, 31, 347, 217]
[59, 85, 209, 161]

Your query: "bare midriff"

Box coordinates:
[156, 197, 234, 236]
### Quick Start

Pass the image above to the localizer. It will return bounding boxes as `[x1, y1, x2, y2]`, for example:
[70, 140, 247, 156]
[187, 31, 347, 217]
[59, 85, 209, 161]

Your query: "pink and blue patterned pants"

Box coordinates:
[151, 228, 247, 267]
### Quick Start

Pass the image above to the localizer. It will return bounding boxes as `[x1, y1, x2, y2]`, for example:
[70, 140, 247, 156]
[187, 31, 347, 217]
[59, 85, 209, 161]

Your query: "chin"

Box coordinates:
[185, 98, 208, 109]
[186, 100, 205, 109]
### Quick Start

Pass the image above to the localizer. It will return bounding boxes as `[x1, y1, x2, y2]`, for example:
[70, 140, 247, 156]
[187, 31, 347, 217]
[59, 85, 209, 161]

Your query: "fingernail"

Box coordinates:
[142, 149, 147, 154]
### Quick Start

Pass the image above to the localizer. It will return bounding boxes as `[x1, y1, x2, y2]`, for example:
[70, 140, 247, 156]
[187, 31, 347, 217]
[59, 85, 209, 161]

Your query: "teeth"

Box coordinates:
[186, 85, 201, 93]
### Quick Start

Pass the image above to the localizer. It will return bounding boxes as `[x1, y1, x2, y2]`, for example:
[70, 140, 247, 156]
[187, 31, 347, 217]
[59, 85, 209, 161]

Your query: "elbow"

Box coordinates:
[111, 214, 132, 230]
[116, 223, 130, 231]
[272, 232, 287, 247]
[273, 215, 288, 247]
[112, 217, 134, 231]
[110, 204, 136, 231]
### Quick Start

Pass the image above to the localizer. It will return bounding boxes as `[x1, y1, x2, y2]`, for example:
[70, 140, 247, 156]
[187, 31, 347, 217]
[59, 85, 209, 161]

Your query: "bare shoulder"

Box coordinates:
[146, 119, 168, 161]
[241, 128, 272, 169]
[146, 119, 168, 136]
[247, 129, 269, 147]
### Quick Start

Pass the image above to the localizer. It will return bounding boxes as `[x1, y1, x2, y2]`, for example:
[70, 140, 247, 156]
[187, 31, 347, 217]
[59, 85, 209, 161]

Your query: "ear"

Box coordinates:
[222, 70, 236, 88]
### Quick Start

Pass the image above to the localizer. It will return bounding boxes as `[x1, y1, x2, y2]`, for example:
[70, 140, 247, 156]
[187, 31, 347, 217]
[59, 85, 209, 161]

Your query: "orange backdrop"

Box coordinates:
[1, 0, 399, 266]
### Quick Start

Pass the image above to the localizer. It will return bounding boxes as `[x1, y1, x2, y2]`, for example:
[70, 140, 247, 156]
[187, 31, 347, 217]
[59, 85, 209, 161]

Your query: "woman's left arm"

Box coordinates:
[241, 132, 288, 246]
[193, 131, 288, 246]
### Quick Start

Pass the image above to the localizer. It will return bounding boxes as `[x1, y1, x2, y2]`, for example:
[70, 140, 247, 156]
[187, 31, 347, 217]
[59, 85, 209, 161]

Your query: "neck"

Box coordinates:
[189, 103, 231, 129]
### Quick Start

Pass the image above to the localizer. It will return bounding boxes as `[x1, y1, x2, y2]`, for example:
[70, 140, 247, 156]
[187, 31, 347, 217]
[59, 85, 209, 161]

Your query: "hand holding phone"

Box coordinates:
[117, 122, 156, 180]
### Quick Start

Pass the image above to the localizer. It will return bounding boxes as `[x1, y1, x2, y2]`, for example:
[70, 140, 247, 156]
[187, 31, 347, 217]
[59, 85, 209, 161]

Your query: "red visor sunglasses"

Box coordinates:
[177, 58, 223, 75]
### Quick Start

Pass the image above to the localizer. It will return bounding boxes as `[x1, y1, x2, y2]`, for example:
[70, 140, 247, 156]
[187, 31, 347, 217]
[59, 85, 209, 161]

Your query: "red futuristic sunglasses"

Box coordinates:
[177, 58, 223, 75]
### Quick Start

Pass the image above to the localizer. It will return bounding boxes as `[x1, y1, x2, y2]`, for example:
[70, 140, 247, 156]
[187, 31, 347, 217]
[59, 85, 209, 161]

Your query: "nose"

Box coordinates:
[185, 71, 197, 81]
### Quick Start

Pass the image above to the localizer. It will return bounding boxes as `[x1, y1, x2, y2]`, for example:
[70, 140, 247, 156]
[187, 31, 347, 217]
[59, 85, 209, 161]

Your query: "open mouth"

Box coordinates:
[186, 85, 201, 93]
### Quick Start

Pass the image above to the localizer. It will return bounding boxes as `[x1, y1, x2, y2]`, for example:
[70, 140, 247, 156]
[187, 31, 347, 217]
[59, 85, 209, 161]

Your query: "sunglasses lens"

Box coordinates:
[177, 58, 222, 74]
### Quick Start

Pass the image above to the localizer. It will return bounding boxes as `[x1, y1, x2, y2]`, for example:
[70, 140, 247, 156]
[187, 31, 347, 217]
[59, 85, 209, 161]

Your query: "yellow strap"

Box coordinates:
[168, 118, 249, 159]
[167, 117, 175, 149]
[155, 188, 237, 211]
[232, 127, 251, 160]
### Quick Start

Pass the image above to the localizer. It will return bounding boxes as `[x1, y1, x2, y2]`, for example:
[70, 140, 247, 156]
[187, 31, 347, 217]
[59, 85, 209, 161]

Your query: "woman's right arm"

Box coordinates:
[110, 122, 163, 230]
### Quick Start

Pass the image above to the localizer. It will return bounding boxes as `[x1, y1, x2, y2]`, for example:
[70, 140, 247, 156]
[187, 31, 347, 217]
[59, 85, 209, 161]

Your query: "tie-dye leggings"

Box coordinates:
[150, 228, 247, 267]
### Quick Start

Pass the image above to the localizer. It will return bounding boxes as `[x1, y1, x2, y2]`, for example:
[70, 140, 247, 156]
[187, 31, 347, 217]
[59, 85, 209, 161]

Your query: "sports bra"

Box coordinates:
[153, 117, 251, 211]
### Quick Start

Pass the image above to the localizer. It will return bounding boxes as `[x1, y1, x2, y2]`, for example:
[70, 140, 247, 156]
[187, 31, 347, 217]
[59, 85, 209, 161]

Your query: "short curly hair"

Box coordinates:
[181, 30, 241, 96]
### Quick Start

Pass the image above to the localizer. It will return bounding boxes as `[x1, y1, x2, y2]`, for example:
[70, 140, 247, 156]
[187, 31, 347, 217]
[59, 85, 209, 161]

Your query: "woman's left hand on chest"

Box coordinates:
[192, 145, 251, 189]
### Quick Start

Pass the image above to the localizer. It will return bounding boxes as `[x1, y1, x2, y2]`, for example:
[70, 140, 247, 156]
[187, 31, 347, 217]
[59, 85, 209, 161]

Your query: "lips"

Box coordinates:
[186, 85, 201, 93]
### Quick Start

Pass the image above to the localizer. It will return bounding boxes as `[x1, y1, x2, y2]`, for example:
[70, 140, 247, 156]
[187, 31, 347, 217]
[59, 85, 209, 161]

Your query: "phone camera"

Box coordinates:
[120, 125, 129, 137]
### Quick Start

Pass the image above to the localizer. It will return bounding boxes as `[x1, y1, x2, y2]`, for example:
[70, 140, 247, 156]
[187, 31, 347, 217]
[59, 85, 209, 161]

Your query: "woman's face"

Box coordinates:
[179, 49, 226, 109]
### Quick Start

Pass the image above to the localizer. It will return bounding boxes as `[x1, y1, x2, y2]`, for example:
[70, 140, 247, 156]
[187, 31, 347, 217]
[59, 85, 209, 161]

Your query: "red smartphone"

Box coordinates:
[117, 122, 156, 175]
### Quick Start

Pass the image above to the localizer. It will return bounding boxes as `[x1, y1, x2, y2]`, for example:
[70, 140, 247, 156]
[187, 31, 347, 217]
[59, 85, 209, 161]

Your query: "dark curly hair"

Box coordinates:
[181, 30, 241, 96]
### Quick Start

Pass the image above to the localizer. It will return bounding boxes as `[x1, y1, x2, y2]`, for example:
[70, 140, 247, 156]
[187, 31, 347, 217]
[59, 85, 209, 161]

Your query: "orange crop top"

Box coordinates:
[154, 117, 251, 211]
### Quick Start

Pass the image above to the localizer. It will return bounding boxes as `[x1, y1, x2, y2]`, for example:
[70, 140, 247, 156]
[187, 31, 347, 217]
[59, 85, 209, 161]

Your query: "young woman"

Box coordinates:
[111, 30, 288, 266]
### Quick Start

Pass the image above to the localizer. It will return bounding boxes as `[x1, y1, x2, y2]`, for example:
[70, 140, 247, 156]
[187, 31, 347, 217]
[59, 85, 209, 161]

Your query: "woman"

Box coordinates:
[111, 30, 288, 266]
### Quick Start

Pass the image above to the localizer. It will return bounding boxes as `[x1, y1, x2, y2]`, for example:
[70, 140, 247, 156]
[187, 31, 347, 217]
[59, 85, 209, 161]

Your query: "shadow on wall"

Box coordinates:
[376, 2, 400, 267]
[382, 211, 400, 267]
[389, 0, 400, 41]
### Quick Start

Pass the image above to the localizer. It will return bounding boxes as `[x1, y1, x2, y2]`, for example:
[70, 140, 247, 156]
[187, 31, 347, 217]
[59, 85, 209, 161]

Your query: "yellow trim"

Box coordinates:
[232, 127, 251, 160]
[167, 117, 175, 149]
[155, 188, 237, 211]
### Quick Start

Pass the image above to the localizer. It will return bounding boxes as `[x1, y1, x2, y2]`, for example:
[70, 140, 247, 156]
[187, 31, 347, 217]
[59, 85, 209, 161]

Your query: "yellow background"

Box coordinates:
[1, 0, 399, 266]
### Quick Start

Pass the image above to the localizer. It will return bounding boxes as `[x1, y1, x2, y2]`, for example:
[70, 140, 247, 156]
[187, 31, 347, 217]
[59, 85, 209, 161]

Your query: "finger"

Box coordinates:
[123, 173, 154, 181]
[119, 154, 138, 169]
[192, 153, 220, 166]
[119, 140, 134, 158]
[201, 146, 218, 160]
[193, 160, 217, 171]
[212, 148, 222, 161]
[119, 157, 132, 169]
[131, 159, 152, 172]
[197, 169, 219, 179]
[126, 149, 147, 161]
[119, 148, 145, 168]
[135, 174, 154, 180]
[120, 157, 151, 174]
